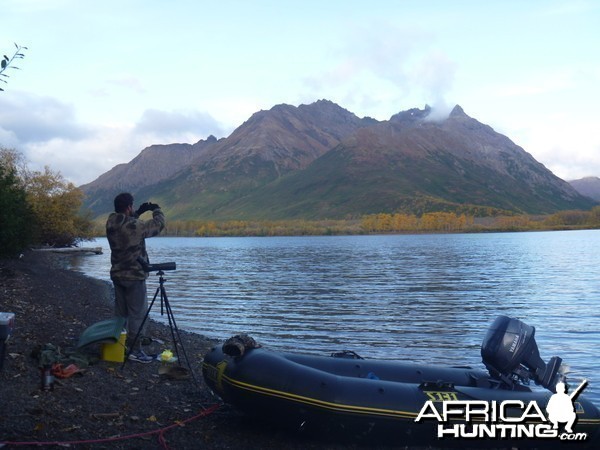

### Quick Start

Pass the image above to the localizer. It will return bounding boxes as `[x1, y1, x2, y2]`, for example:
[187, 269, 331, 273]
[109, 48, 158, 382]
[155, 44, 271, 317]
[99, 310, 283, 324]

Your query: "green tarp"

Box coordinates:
[77, 317, 126, 348]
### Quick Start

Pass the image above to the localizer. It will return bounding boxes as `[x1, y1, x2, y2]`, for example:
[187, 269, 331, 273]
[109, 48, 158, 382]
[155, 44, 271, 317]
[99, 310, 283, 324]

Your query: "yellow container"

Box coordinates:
[101, 331, 127, 362]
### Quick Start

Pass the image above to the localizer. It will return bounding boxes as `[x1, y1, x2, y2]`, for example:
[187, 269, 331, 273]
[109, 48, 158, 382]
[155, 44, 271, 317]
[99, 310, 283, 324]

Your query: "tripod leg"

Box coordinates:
[160, 284, 200, 386]
[121, 285, 160, 370]
[162, 286, 180, 360]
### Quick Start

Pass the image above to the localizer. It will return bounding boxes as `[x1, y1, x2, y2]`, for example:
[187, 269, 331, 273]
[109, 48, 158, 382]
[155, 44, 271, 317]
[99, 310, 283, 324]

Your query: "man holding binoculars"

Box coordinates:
[106, 193, 165, 363]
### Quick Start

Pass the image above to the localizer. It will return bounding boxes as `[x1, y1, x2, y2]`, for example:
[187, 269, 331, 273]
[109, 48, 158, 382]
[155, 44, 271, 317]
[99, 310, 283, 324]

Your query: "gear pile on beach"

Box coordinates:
[0, 251, 349, 449]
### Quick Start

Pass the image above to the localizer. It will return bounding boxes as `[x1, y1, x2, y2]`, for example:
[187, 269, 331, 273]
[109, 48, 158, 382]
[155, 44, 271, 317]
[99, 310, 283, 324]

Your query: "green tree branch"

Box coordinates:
[1, 43, 28, 91]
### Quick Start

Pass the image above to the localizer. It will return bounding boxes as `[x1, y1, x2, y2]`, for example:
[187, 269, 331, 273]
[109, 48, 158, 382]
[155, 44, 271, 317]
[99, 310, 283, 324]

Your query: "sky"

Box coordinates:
[1, 0, 599, 186]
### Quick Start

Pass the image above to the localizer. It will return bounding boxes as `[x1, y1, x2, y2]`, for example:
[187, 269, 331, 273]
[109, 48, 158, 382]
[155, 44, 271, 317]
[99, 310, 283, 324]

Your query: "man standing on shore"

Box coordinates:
[106, 193, 165, 363]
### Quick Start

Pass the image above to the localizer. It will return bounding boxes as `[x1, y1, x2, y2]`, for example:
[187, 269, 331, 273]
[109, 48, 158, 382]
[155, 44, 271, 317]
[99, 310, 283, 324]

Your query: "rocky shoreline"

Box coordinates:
[0, 251, 354, 449]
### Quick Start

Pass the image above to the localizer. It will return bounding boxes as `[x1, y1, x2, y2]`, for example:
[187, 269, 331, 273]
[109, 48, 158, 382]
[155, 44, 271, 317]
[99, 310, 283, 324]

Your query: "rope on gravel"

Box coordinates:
[0, 403, 222, 449]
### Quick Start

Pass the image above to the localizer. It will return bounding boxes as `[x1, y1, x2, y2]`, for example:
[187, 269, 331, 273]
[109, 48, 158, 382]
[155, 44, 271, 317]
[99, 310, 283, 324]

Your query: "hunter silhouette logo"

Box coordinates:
[415, 379, 590, 441]
[546, 379, 587, 433]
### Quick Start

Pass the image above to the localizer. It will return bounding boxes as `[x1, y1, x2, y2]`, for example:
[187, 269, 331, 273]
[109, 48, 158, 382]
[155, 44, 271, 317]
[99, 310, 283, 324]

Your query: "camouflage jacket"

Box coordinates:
[106, 208, 165, 280]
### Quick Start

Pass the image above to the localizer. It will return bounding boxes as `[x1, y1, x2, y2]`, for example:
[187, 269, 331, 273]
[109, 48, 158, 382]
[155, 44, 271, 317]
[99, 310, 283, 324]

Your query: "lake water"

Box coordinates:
[67, 231, 600, 403]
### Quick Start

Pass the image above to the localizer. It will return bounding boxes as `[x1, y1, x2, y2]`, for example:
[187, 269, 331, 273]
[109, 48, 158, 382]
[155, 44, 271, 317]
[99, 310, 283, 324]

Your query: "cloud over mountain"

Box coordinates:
[133, 108, 224, 140]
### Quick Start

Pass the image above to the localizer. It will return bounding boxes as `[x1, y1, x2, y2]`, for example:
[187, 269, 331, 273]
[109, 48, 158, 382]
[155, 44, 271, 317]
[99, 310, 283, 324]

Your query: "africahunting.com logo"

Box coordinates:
[415, 379, 590, 442]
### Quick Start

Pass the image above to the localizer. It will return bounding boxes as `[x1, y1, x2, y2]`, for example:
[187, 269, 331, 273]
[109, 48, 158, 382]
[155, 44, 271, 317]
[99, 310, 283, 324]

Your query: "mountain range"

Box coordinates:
[80, 100, 597, 220]
[568, 176, 600, 202]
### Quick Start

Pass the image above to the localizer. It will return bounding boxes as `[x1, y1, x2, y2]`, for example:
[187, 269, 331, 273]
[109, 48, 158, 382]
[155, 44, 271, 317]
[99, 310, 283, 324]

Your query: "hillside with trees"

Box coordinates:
[80, 101, 595, 222]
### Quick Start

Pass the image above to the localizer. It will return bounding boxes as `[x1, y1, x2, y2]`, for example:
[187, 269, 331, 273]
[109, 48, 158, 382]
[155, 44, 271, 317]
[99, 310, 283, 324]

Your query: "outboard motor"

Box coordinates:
[481, 315, 563, 391]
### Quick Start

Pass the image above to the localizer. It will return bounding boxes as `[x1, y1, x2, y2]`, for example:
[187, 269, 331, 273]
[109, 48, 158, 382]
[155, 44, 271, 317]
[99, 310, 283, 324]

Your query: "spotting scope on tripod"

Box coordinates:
[138, 260, 176, 273]
[122, 257, 198, 385]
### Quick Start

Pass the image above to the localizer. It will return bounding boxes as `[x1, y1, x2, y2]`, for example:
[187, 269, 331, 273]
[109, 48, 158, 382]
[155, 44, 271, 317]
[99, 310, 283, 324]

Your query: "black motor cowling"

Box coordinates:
[481, 315, 562, 391]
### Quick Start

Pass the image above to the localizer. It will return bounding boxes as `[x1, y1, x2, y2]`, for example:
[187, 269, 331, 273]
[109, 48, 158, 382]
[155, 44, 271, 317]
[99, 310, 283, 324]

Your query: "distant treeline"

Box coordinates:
[165, 219, 363, 236]
[88, 207, 600, 237]
[360, 209, 600, 233]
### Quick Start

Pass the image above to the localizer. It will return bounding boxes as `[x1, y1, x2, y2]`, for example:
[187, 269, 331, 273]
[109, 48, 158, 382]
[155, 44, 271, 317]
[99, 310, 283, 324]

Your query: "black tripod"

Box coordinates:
[122, 268, 199, 386]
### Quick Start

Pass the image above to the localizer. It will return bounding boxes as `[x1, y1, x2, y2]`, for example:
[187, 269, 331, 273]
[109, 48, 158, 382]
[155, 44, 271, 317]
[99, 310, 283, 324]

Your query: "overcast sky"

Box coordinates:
[1, 0, 599, 186]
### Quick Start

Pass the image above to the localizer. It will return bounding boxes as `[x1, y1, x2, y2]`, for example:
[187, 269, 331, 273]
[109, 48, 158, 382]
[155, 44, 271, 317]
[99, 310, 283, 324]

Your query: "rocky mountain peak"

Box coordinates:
[449, 104, 467, 117]
[80, 99, 597, 219]
[389, 105, 432, 124]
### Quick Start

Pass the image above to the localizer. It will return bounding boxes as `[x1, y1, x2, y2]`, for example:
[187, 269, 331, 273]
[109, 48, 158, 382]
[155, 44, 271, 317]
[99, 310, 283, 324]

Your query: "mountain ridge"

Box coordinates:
[220, 107, 583, 219]
[80, 100, 596, 220]
[569, 176, 600, 201]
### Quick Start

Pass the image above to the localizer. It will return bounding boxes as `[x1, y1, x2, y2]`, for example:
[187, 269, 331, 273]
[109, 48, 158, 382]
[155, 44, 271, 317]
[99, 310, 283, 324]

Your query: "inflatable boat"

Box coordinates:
[202, 316, 600, 447]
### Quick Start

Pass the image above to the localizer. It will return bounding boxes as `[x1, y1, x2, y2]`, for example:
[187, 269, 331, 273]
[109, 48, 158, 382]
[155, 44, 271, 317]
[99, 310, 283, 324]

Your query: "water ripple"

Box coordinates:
[68, 231, 600, 403]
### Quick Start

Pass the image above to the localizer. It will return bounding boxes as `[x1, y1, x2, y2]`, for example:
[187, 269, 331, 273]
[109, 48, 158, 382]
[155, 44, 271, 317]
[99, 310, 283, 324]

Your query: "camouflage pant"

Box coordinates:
[112, 278, 148, 346]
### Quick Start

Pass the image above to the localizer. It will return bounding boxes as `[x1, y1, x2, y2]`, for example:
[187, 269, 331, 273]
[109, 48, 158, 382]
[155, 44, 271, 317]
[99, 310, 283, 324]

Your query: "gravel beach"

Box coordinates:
[0, 251, 355, 449]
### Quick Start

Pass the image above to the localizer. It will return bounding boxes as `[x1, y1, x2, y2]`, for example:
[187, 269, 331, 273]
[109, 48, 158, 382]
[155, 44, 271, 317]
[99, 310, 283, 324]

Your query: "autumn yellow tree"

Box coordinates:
[589, 206, 600, 226]
[22, 166, 94, 246]
[1, 148, 93, 248]
[495, 215, 535, 230]
[393, 213, 419, 231]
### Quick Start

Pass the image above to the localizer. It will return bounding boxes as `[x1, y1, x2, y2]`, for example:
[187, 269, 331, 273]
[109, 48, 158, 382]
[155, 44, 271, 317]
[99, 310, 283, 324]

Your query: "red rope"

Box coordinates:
[1, 403, 221, 449]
